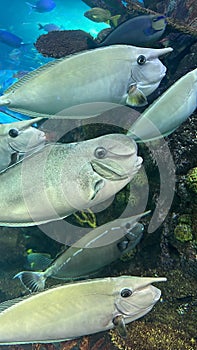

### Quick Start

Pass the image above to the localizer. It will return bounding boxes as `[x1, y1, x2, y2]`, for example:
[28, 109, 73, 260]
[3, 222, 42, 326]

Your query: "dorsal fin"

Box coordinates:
[4, 59, 65, 94]
[0, 297, 26, 313]
[4, 47, 98, 94]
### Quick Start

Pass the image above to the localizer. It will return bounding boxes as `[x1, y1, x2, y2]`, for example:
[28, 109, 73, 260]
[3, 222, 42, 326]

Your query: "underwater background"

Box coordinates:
[0, 0, 196, 349]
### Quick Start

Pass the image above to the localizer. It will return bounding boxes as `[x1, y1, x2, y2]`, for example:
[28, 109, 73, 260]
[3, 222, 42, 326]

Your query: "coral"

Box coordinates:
[178, 214, 193, 225]
[174, 223, 193, 242]
[186, 167, 197, 194]
[120, 248, 137, 262]
[109, 321, 196, 350]
[73, 209, 97, 228]
[34, 30, 95, 58]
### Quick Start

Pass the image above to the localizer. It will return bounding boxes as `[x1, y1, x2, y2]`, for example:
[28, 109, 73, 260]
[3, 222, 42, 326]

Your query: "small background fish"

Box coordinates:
[26, 0, 56, 13]
[84, 7, 121, 27]
[38, 23, 61, 32]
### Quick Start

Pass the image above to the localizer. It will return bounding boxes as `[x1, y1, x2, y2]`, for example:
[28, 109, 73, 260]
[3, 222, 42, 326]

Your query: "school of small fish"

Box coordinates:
[0, 5, 196, 346]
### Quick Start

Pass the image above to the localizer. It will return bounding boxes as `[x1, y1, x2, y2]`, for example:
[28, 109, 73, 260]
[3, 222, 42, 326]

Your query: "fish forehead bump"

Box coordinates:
[112, 211, 150, 229]
[141, 46, 173, 58]
[0, 117, 43, 136]
[107, 45, 173, 61]
[80, 44, 172, 61]
[114, 275, 167, 291]
[92, 134, 137, 155]
[124, 45, 173, 59]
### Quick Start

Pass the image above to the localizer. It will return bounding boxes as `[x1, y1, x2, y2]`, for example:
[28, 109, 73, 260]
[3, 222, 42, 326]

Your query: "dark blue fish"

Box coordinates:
[0, 30, 24, 48]
[99, 15, 167, 47]
[26, 0, 56, 13]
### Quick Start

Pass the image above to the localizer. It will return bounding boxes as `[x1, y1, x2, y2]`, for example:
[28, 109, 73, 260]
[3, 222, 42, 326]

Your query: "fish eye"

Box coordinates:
[125, 223, 131, 229]
[137, 55, 146, 65]
[117, 239, 129, 252]
[94, 147, 107, 159]
[121, 288, 132, 298]
[8, 128, 19, 138]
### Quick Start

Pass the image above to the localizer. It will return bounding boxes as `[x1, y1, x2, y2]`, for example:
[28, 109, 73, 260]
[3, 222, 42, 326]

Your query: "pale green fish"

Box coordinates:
[14, 211, 150, 292]
[0, 117, 46, 172]
[0, 45, 173, 117]
[84, 7, 121, 27]
[0, 134, 142, 226]
[0, 275, 166, 344]
[127, 68, 197, 142]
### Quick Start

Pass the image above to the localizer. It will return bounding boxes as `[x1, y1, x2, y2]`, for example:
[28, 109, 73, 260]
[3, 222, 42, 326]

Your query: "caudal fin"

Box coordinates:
[14, 271, 46, 293]
[25, 2, 35, 14]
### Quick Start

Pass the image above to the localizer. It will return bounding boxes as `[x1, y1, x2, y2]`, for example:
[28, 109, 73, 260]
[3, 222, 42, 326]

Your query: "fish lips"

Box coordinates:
[91, 156, 142, 181]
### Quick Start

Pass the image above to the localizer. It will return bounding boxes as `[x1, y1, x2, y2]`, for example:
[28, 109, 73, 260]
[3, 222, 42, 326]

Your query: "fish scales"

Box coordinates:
[0, 45, 173, 118]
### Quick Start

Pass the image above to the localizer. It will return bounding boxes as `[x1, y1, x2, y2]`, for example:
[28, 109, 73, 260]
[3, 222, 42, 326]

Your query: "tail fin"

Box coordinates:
[110, 14, 121, 27]
[14, 271, 46, 293]
[38, 23, 43, 30]
[25, 2, 35, 14]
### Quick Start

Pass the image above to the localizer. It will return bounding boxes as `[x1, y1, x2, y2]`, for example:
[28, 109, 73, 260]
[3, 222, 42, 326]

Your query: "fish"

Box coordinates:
[99, 15, 167, 47]
[0, 134, 142, 226]
[26, 0, 56, 13]
[14, 211, 149, 292]
[0, 30, 24, 48]
[0, 45, 172, 117]
[0, 117, 46, 172]
[127, 68, 197, 142]
[0, 275, 166, 344]
[38, 23, 61, 32]
[84, 7, 121, 27]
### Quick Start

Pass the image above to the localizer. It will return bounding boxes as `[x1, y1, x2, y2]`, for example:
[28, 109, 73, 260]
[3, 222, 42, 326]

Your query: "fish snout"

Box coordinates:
[151, 47, 173, 59]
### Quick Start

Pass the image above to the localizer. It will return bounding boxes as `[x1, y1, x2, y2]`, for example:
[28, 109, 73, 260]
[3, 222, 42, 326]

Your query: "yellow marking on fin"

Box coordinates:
[126, 85, 148, 107]
[110, 15, 121, 27]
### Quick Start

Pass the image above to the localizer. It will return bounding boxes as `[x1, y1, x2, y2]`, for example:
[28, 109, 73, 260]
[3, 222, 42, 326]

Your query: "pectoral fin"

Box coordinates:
[113, 315, 127, 338]
[126, 85, 148, 107]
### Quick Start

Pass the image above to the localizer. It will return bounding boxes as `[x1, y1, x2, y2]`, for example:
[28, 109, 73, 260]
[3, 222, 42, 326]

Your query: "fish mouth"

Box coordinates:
[91, 159, 130, 181]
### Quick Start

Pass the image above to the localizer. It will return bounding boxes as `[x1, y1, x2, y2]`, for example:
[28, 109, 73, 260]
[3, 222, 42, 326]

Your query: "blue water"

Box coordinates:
[0, 0, 109, 122]
[0, 0, 109, 71]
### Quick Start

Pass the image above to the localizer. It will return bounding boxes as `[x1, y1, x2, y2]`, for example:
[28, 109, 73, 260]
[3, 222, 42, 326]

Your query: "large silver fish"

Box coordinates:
[15, 211, 149, 291]
[0, 134, 142, 226]
[0, 275, 166, 344]
[0, 45, 173, 117]
[0, 117, 46, 171]
[127, 68, 197, 142]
